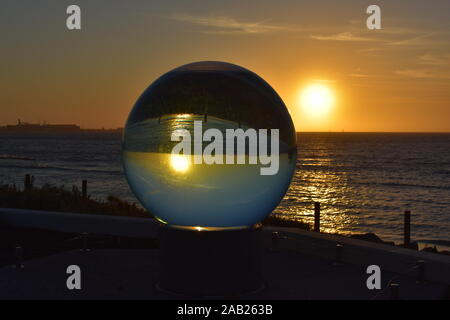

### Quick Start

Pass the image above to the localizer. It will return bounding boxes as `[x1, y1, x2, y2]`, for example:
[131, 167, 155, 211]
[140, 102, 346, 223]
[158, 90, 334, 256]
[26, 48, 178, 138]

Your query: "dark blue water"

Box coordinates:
[1, 132, 449, 242]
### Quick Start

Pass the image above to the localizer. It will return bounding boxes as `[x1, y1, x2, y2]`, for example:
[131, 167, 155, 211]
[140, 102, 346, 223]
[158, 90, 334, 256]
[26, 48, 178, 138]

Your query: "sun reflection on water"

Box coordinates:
[274, 148, 359, 235]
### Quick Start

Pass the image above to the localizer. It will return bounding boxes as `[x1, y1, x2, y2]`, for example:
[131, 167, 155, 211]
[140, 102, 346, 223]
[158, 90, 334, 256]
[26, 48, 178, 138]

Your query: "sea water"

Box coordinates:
[1, 132, 449, 243]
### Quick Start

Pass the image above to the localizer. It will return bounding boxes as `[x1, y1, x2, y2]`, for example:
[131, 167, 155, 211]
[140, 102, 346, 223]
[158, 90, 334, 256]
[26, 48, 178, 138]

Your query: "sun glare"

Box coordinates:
[300, 84, 334, 117]
[170, 154, 191, 173]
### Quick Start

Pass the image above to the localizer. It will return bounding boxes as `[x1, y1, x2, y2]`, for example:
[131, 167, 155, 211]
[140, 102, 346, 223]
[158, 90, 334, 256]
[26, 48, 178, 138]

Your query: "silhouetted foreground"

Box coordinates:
[0, 183, 311, 229]
[0, 184, 152, 267]
[0, 184, 449, 299]
[0, 184, 149, 218]
[1, 234, 448, 300]
[0, 182, 308, 267]
[0, 183, 447, 261]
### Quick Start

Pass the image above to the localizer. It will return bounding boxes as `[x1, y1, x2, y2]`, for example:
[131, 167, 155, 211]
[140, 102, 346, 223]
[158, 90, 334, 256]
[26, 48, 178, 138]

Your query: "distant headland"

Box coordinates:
[0, 120, 123, 134]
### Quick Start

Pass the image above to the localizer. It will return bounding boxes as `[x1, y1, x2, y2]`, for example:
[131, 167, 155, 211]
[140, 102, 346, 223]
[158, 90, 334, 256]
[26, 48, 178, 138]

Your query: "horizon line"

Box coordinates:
[1, 123, 450, 133]
[297, 131, 450, 133]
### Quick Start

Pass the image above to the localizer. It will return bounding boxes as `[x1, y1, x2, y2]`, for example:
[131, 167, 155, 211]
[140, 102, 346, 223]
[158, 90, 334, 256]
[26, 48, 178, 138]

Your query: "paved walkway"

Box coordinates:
[0, 245, 447, 299]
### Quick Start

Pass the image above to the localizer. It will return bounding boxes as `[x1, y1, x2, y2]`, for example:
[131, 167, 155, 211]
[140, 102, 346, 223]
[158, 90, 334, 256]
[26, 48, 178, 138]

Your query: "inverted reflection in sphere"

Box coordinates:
[123, 61, 297, 229]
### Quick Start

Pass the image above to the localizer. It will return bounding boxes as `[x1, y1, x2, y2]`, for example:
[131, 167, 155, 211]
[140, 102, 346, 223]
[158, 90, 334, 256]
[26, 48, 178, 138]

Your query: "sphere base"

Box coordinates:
[157, 224, 264, 297]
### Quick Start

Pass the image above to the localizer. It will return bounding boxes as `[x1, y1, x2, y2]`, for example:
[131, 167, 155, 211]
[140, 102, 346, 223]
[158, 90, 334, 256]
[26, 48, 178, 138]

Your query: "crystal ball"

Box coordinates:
[123, 61, 296, 228]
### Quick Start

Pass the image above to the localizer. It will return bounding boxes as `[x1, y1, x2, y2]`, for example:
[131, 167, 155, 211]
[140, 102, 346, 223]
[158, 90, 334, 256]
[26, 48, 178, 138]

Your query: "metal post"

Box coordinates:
[389, 283, 400, 300]
[404, 210, 411, 247]
[14, 246, 24, 269]
[25, 174, 31, 191]
[81, 232, 90, 252]
[314, 202, 320, 232]
[334, 243, 343, 266]
[82, 180, 87, 198]
[271, 232, 279, 251]
[417, 260, 425, 284]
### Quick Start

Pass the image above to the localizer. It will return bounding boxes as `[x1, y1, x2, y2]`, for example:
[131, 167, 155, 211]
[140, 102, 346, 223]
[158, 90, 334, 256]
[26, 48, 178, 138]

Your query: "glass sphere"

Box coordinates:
[123, 61, 296, 228]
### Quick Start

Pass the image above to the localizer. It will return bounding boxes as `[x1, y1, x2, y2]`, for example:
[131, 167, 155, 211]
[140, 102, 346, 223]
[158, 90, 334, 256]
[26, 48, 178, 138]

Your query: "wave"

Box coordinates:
[0, 154, 35, 161]
[433, 169, 450, 175]
[0, 163, 122, 175]
[354, 180, 450, 191]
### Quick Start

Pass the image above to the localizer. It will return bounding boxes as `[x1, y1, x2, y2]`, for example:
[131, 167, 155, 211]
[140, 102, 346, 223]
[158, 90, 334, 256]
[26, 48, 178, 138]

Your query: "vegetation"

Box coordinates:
[262, 215, 310, 230]
[0, 184, 149, 218]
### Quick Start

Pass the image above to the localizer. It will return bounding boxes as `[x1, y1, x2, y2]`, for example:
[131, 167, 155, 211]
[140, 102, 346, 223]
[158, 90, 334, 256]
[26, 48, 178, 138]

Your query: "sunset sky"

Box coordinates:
[1, 0, 450, 132]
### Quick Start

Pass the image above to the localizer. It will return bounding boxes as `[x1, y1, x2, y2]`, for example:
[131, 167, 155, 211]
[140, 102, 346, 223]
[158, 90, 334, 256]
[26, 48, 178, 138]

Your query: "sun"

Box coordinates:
[170, 154, 191, 173]
[300, 84, 334, 117]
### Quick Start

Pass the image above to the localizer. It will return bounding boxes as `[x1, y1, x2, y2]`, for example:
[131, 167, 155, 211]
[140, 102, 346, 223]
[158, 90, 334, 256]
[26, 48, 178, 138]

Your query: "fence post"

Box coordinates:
[82, 180, 87, 198]
[25, 174, 31, 191]
[404, 210, 411, 247]
[314, 202, 321, 232]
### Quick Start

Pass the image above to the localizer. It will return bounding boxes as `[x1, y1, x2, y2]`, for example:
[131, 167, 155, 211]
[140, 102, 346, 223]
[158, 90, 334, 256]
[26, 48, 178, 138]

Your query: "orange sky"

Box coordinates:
[1, 0, 450, 132]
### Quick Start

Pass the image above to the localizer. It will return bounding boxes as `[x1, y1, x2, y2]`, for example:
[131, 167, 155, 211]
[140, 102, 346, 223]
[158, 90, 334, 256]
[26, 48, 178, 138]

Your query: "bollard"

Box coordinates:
[314, 202, 321, 232]
[333, 243, 343, 266]
[404, 210, 411, 248]
[417, 260, 425, 284]
[80, 232, 90, 252]
[271, 232, 279, 251]
[389, 283, 400, 300]
[82, 180, 87, 198]
[14, 246, 24, 269]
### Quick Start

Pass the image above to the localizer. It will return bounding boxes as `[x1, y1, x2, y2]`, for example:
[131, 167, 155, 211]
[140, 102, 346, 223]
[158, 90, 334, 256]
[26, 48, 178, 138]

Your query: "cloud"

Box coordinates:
[309, 32, 372, 42]
[386, 32, 446, 46]
[170, 13, 299, 35]
[418, 53, 450, 65]
[348, 73, 377, 78]
[348, 18, 419, 36]
[394, 69, 450, 80]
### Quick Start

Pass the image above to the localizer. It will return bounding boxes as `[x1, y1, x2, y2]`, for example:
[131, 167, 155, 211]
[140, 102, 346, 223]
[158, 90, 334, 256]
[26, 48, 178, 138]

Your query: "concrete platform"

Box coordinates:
[265, 227, 450, 285]
[0, 236, 447, 300]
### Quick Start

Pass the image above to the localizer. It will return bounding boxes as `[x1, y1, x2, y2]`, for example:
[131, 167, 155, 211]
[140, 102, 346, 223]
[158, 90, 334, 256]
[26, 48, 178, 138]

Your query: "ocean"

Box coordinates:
[1, 132, 449, 243]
